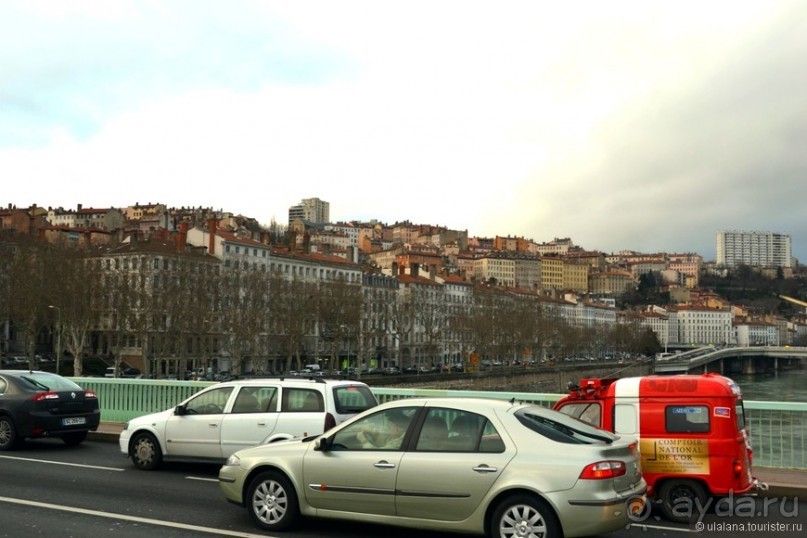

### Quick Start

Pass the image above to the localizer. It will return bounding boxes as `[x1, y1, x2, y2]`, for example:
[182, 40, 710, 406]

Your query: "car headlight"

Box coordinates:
[225, 454, 241, 467]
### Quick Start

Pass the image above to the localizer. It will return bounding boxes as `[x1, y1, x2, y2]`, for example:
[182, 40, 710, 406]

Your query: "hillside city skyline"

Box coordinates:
[1, 199, 800, 271]
[3, 197, 806, 377]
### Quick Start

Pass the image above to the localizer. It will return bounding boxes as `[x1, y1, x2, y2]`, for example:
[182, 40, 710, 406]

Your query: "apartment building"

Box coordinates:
[562, 260, 589, 293]
[716, 230, 792, 269]
[588, 271, 638, 296]
[46, 205, 126, 230]
[474, 254, 515, 287]
[288, 197, 330, 226]
[668, 253, 702, 288]
[540, 255, 564, 290]
[533, 238, 573, 256]
[668, 305, 733, 346]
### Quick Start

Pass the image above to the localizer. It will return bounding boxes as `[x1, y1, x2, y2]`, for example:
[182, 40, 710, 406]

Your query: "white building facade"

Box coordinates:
[716, 230, 792, 268]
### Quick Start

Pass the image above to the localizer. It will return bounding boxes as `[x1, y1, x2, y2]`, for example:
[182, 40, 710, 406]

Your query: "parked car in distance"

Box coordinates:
[219, 397, 647, 537]
[120, 378, 378, 470]
[105, 366, 142, 378]
[0, 370, 101, 450]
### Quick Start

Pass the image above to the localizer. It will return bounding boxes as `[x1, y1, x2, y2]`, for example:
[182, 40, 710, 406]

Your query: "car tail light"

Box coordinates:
[579, 461, 627, 480]
[32, 392, 60, 401]
[85, 390, 98, 399]
[733, 459, 743, 476]
[324, 412, 336, 432]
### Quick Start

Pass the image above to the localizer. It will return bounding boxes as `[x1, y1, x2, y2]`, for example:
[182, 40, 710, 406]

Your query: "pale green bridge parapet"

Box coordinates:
[70, 379, 807, 470]
[744, 401, 807, 469]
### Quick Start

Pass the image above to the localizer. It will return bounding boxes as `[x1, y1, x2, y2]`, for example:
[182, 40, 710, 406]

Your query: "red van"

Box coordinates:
[554, 373, 762, 522]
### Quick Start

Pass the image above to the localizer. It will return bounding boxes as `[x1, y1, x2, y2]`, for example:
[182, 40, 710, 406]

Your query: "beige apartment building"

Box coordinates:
[540, 255, 564, 290]
[562, 260, 589, 293]
[474, 254, 515, 287]
[589, 270, 636, 295]
[668, 253, 702, 288]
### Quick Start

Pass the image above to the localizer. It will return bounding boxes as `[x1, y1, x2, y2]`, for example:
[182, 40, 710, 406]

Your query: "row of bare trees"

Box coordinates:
[1, 239, 660, 377]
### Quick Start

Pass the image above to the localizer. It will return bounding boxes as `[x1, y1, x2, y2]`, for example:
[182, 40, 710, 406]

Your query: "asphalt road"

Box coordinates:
[1, 438, 804, 538]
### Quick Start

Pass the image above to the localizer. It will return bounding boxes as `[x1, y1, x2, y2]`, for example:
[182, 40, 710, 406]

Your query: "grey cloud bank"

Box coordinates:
[2, 1, 805, 262]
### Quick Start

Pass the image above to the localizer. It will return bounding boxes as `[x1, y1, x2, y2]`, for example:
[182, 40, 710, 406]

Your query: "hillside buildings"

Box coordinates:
[1, 200, 805, 376]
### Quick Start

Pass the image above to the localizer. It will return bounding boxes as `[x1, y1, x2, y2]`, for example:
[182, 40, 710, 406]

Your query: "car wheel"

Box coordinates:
[61, 431, 88, 446]
[658, 479, 707, 523]
[0, 415, 19, 451]
[247, 470, 299, 531]
[491, 494, 560, 538]
[130, 432, 163, 470]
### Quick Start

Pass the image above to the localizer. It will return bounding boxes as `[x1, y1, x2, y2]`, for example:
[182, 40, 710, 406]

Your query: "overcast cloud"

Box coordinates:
[2, 1, 805, 261]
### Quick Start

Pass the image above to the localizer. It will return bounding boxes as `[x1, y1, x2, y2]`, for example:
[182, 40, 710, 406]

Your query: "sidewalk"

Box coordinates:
[753, 467, 807, 499]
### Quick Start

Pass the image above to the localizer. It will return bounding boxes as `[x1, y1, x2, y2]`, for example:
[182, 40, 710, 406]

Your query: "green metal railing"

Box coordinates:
[70, 378, 807, 469]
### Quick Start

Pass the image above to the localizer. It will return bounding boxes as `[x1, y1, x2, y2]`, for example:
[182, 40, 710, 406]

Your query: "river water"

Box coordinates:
[729, 369, 806, 467]
[729, 369, 807, 403]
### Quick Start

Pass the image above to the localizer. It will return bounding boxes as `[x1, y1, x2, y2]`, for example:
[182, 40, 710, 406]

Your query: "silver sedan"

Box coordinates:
[219, 397, 647, 538]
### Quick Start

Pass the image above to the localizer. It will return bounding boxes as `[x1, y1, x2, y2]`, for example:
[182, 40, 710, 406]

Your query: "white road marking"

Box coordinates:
[186, 476, 219, 482]
[630, 523, 694, 532]
[0, 454, 124, 472]
[0, 496, 272, 538]
[0, 455, 219, 483]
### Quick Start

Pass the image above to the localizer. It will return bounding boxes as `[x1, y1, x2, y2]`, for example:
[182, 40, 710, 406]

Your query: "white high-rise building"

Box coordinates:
[288, 197, 330, 226]
[716, 230, 792, 268]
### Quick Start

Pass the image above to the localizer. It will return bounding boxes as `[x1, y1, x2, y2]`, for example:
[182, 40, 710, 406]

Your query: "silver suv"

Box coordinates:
[119, 378, 378, 470]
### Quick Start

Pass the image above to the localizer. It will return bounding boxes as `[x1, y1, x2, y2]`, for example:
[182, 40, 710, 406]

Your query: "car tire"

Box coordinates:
[491, 494, 560, 538]
[0, 415, 19, 451]
[61, 431, 88, 446]
[247, 470, 299, 531]
[130, 432, 163, 470]
[658, 479, 707, 523]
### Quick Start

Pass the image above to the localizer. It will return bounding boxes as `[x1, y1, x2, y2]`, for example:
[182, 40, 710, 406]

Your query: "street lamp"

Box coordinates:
[48, 305, 61, 375]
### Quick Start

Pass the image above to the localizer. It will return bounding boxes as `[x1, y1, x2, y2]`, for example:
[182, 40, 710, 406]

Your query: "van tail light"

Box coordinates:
[323, 412, 336, 432]
[32, 392, 60, 401]
[579, 461, 626, 480]
[733, 459, 743, 477]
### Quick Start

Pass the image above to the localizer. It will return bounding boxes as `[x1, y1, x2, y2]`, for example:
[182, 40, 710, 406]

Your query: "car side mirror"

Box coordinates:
[315, 435, 332, 452]
[174, 404, 186, 416]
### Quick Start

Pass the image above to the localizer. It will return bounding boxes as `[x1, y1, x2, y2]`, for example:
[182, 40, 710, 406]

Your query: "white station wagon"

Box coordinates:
[119, 378, 378, 470]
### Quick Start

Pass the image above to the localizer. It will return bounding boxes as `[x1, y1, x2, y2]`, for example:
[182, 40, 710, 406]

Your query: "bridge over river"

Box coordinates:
[654, 345, 807, 374]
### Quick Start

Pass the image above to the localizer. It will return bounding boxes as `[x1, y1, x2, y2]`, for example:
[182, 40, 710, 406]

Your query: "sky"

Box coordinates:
[3, 1, 806, 262]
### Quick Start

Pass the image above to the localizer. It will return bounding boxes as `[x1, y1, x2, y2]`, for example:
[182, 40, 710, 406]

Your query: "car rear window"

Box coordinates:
[665, 405, 710, 433]
[18, 373, 84, 392]
[332, 385, 378, 414]
[516, 407, 617, 445]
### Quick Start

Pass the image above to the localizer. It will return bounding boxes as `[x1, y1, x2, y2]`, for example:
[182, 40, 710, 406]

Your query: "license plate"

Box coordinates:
[62, 417, 86, 426]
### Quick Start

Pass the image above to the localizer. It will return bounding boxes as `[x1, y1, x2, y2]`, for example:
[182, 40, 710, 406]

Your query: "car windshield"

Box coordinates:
[19, 373, 83, 392]
[516, 406, 617, 445]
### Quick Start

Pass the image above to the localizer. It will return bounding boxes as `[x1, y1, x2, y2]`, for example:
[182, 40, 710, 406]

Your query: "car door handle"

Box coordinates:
[209, 423, 219, 428]
[373, 461, 396, 469]
[472, 464, 498, 473]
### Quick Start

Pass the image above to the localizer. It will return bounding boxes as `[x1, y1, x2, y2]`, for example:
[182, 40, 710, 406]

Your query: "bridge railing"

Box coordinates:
[70, 378, 807, 469]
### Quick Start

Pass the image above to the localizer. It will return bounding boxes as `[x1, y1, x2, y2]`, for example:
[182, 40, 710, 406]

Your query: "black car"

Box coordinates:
[0, 370, 101, 450]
